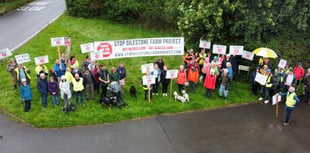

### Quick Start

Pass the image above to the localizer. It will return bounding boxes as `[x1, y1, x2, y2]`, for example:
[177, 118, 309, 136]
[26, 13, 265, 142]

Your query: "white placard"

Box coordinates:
[34, 55, 49, 65]
[166, 70, 178, 79]
[51, 37, 65, 47]
[0, 48, 12, 60]
[80, 43, 94, 53]
[141, 63, 154, 73]
[242, 50, 254, 61]
[255, 72, 268, 85]
[278, 59, 287, 69]
[272, 94, 282, 105]
[199, 40, 211, 49]
[15, 53, 31, 64]
[92, 37, 184, 60]
[142, 75, 155, 85]
[64, 37, 71, 46]
[229, 45, 244, 55]
[212, 44, 226, 54]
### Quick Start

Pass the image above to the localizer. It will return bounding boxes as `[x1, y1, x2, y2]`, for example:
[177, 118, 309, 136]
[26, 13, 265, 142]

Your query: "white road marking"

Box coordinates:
[16, 0, 59, 12]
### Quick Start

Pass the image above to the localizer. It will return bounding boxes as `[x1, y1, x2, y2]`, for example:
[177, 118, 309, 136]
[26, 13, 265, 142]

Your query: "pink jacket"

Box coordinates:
[294, 66, 304, 80]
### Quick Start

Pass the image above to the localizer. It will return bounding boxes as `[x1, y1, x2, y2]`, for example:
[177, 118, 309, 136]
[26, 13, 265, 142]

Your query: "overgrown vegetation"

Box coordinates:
[0, 0, 32, 15]
[0, 15, 256, 128]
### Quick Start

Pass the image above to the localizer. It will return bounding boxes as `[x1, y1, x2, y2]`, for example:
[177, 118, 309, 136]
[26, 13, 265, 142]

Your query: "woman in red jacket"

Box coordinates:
[204, 70, 216, 98]
[293, 62, 304, 90]
[177, 65, 187, 93]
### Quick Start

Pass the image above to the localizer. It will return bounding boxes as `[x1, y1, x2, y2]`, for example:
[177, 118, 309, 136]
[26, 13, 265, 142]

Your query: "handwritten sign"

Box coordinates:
[229, 45, 244, 55]
[199, 40, 211, 49]
[166, 70, 178, 79]
[272, 94, 282, 105]
[142, 75, 155, 85]
[0, 48, 12, 60]
[80, 43, 94, 53]
[15, 53, 31, 64]
[34, 55, 49, 65]
[242, 50, 254, 61]
[255, 72, 268, 85]
[141, 63, 154, 73]
[51, 37, 65, 47]
[212, 44, 226, 54]
[278, 59, 287, 69]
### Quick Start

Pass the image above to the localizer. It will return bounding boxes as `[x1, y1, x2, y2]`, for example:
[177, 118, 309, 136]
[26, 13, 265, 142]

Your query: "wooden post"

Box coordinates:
[148, 86, 151, 103]
[276, 95, 279, 119]
[170, 79, 173, 96]
[57, 46, 61, 60]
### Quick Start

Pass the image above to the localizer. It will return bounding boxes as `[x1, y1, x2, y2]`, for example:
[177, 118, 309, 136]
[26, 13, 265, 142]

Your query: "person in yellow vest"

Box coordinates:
[35, 64, 48, 78]
[15, 64, 31, 85]
[72, 73, 84, 106]
[278, 86, 300, 126]
[258, 69, 273, 104]
[142, 71, 152, 101]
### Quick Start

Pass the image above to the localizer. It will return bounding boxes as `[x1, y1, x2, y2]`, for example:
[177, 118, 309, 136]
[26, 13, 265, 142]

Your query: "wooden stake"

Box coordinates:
[148, 86, 151, 103]
[170, 79, 173, 96]
[57, 46, 61, 60]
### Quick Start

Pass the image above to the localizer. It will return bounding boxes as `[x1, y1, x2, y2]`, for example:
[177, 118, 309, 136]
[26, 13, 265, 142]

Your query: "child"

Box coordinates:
[59, 75, 71, 109]
[204, 70, 216, 98]
[48, 76, 59, 105]
[142, 71, 152, 100]
[151, 63, 161, 95]
[219, 69, 231, 101]
[278, 86, 300, 126]
[20, 78, 32, 112]
[160, 66, 170, 96]
[177, 65, 187, 93]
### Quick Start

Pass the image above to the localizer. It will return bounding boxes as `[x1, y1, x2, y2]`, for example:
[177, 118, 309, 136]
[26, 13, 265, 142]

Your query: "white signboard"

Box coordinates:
[272, 94, 282, 105]
[91, 37, 184, 60]
[212, 44, 226, 54]
[199, 40, 211, 49]
[34, 55, 49, 65]
[255, 72, 268, 85]
[141, 63, 154, 73]
[51, 37, 65, 47]
[229, 45, 244, 55]
[80, 43, 94, 53]
[64, 37, 71, 46]
[242, 50, 254, 61]
[278, 59, 287, 69]
[142, 75, 155, 85]
[15, 53, 31, 64]
[166, 70, 178, 79]
[0, 48, 12, 60]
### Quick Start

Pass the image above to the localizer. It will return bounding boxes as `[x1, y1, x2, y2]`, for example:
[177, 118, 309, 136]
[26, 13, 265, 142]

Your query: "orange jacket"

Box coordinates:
[177, 70, 187, 84]
[204, 73, 216, 89]
[187, 63, 199, 83]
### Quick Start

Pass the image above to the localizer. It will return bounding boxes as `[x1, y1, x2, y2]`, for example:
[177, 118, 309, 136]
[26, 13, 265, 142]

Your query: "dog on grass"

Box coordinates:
[99, 96, 118, 109]
[130, 85, 137, 98]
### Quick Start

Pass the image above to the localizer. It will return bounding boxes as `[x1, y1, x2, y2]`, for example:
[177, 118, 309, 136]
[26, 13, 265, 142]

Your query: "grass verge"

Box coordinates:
[0, 15, 257, 128]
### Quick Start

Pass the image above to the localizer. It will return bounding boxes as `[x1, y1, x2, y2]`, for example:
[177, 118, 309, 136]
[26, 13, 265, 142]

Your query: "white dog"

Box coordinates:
[173, 91, 186, 103]
[181, 90, 190, 102]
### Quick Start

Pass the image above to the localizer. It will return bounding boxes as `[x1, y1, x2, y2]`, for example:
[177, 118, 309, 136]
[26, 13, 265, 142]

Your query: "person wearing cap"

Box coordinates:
[258, 69, 273, 104]
[35, 64, 48, 79]
[277, 86, 300, 126]
[72, 73, 85, 106]
[6, 58, 18, 89]
[59, 75, 71, 109]
[304, 68, 310, 104]
[187, 59, 199, 93]
[221, 54, 231, 69]
[204, 69, 216, 98]
[48, 75, 59, 106]
[37, 73, 48, 108]
[83, 68, 95, 101]
[15, 64, 31, 85]
[20, 78, 32, 112]
[219, 68, 231, 101]
[283, 68, 297, 93]
[293, 62, 304, 91]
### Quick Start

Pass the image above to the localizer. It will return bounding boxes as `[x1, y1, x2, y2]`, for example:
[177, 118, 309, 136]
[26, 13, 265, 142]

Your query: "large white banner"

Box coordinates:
[91, 37, 184, 60]
[229, 45, 244, 55]
[242, 50, 254, 61]
[212, 44, 226, 54]
[199, 40, 211, 49]
[278, 59, 287, 69]
[141, 63, 154, 73]
[80, 43, 94, 53]
[15, 53, 31, 64]
[255, 72, 268, 85]
[166, 70, 178, 79]
[34, 55, 49, 65]
[0, 48, 12, 60]
[51, 37, 65, 47]
[143, 75, 155, 85]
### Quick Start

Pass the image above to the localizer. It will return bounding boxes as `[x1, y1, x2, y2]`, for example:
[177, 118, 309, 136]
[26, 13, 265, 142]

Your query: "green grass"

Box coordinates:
[0, 15, 257, 128]
[0, 0, 33, 15]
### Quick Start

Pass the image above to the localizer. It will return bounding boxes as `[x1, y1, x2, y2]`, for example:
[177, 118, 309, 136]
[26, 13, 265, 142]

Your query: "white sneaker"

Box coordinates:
[163, 93, 165, 96]
[258, 97, 263, 101]
[264, 100, 269, 104]
[156, 93, 158, 96]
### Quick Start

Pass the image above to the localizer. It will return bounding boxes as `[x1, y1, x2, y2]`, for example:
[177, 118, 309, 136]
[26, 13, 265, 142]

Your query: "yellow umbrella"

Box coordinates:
[252, 47, 278, 58]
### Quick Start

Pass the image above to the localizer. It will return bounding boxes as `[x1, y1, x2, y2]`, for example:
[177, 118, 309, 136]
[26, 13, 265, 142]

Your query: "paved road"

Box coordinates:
[1, 102, 309, 153]
[0, 0, 66, 51]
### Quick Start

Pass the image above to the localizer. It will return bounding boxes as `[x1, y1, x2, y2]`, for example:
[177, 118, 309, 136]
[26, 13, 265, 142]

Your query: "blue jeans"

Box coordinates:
[75, 91, 84, 105]
[41, 94, 47, 108]
[260, 86, 270, 100]
[285, 108, 293, 123]
[219, 84, 228, 97]
[51, 95, 59, 105]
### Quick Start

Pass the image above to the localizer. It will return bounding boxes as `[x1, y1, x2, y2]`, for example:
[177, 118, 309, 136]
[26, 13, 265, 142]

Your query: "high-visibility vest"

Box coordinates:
[286, 92, 297, 108]
[265, 74, 273, 88]
[72, 78, 84, 91]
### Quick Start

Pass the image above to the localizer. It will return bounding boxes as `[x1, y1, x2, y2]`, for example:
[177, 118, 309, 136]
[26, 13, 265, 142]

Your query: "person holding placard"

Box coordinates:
[293, 62, 304, 91]
[142, 71, 152, 100]
[154, 58, 165, 71]
[35, 64, 48, 79]
[37, 73, 48, 108]
[54, 59, 65, 82]
[20, 78, 32, 112]
[304, 68, 310, 104]
[117, 62, 126, 93]
[278, 86, 300, 126]
[98, 64, 109, 97]
[7, 58, 18, 89]
[187, 60, 199, 93]
[151, 63, 161, 95]
[177, 65, 187, 94]
[258, 69, 273, 104]
[15, 64, 31, 85]
[160, 66, 170, 96]
[72, 73, 85, 106]
[61, 53, 67, 69]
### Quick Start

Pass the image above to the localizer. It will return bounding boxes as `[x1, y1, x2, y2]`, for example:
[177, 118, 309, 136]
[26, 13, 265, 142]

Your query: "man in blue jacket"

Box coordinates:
[37, 73, 48, 108]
